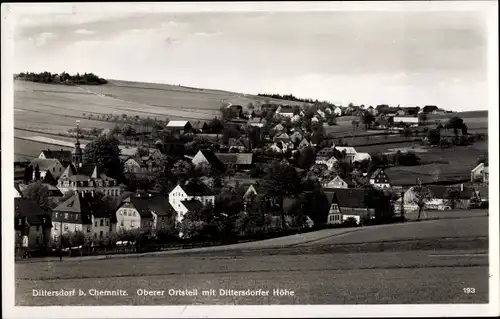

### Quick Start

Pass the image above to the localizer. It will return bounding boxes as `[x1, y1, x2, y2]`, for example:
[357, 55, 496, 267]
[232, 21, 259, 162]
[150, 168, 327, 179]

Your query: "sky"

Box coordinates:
[12, 7, 492, 111]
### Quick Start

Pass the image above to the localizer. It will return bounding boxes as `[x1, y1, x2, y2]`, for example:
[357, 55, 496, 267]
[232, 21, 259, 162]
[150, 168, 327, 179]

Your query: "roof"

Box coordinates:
[40, 149, 72, 162]
[167, 120, 190, 128]
[124, 195, 175, 218]
[181, 181, 215, 196]
[324, 188, 374, 209]
[60, 164, 78, 178]
[181, 199, 204, 212]
[335, 146, 357, 154]
[228, 138, 245, 147]
[197, 150, 223, 167]
[370, 168, 384, 179]
[275, 133, 290, 140]
[354, 152, 371, 162]
[52, 193, 110, 220]
[278, 107, 294, 114]
[190, 120, 207, 130]
[215, 153, 253, 165]
[29, 158, 60, 171]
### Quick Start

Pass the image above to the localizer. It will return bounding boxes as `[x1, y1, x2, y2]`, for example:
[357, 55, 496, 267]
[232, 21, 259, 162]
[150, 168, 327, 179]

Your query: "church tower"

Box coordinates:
[72, 120, 82, 168]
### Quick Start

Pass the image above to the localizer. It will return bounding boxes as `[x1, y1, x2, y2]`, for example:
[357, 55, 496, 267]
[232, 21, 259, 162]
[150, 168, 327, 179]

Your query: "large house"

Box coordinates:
[51, 193, 111, 244]
[169, 182, 216, 223]
[115, 194, 175, 234]
[471, 163, 488, 184]
[369, 168, 391, 189]
[324, 189, 376, 225]
[57, 164, 125, 197]
[29, 158, 65, 180]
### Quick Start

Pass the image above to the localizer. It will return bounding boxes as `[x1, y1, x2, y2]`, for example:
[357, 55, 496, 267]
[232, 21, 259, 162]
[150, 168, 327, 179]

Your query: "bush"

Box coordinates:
[343, 217, 359, 227]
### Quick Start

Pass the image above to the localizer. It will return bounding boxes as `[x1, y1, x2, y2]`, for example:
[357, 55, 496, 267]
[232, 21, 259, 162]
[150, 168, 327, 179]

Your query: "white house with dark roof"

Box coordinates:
[323, 176, 352, 189]
[168, 182, 216, 223]
[276, 106, 294, 118]
[369, 168, 391, 189]
[471, 163, 488, 183]
[166, 120, 193, 133]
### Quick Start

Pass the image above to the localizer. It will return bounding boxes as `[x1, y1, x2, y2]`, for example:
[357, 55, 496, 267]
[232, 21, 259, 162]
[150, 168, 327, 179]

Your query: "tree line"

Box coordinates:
[15, 71, 107, 85]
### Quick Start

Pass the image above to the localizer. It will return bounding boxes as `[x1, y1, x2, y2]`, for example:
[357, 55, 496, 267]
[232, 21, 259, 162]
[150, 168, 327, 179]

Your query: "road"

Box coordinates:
[15, 216, 489, 305]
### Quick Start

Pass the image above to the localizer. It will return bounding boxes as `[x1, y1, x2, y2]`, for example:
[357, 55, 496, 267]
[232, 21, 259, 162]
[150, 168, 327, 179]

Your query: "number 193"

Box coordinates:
[463, 288, 476, 294]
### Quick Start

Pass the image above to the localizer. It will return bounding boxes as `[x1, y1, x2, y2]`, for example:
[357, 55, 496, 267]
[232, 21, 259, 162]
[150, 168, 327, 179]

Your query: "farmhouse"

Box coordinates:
[191, 150, 224, 170]
[115, 194, 174, 234]
[29, 158, 65, 180]
[334, 146, 357, 164]
[471, 163, 488, 184]
[323, 175, 353, 189]
[168, 182, 216, 223]
[393, 116, 420, 126]
[38, 149, 72, 165]
[166, 120, 193, 134]
[324, 188, 376, 225]
[214, 153, 253, 170]
[369, 168, 391, 189]
[276, 106, 294, 118]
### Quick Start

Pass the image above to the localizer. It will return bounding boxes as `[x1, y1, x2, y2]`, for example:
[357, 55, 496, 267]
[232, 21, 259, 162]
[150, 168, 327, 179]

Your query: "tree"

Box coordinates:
[427, 128, 441, 145]
[135, 146, 149, 158]
[445, 116, 466, 139]
[22, 181, 50, 211]
[410, 182, 433, 220]
[264, 163, 302, 230]
[43, 170, 57, 185]
[172, 160, 195, 182]
[446, 188, 462, 209]
[362, 112, 375, 129]
[82, 134, 123, 180]
[297, 146, 316, 169]
[23, 166, 33, 183]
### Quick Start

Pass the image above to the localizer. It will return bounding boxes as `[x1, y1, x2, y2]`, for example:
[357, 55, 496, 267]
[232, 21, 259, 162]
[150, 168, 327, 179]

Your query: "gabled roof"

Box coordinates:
[324, 188, 374, 209]
[190, 120, 208, 130]
[471, 163, 485, 173]
[370, 168, 384, 179]
[53, 193, 110, 220]
[40, 149, 72, 162]
[334, 146, 357, 154]
[60, 164, 78, 179]
[167, 120, 191, 128]
[29, 159, 60, 171]
[181, 181, 215, 196]
[275, 133, 290, 140]
[215, 153, 253, 165]
[278, 106, 294, 114]
[196, 150, 223, 167]
[181, 199, 204, 212]
[124, 195, 174, 218]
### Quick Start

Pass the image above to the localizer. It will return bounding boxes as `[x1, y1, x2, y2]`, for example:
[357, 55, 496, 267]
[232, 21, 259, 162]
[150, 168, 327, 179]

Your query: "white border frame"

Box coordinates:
[2, 2, 499, 318]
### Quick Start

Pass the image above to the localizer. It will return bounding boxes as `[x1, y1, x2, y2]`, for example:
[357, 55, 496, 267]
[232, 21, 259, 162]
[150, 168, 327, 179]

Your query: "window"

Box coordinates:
[94, 233, 97, 239]
[59, 167, 62, 172]
[64, 213, 69, 220]
[36, 225, 40, 232]
[75, 225, 80, 231]
[36, 236, 39, 245]
[55, 212, 59, 218]
[99, 231, 103, 238]
[120, 210, 123, 215]
[54, 223, 58, 230]
[87, 226, 91, 233]
[94, 221, 98, 227]
[106, 220, 109, 226]
[54, 235, 58, 242]
[100, 220, 104, 226]
[64, 224, 69, 231]
[120, 221, 124, 227]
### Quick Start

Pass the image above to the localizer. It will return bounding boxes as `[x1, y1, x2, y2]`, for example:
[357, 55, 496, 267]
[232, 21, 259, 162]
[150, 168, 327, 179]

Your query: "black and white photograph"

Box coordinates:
[2, 1, 498, 318]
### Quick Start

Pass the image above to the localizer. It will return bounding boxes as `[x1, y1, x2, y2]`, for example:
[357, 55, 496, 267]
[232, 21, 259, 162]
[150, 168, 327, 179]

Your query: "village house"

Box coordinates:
[50, 193, 109, 244]
[276, 106, 295, 118]
[191, 150, 224, 170]
[393, 116, 420, 127]
[273, 123, 285, 133]
[29, 158, 65, 180]
[115, 194, 175, 234]
[15, 197, 52, 249]
[353, 152, 372, 163]
[190, 120, 208, 133]
[369, 168, 391, 189]
[243, 183, 268, 202]
[315, 155, 338, 170]
[290, 130, 304, 144]
[432, 109, 447, 115]
[248, 118, 264, 128]
[324, 189, 376, 225]
[166, 120, 193, 134]
[228, 138, 248, 152]
[123, 156, 160, 176]
[274, 132, 291, 143]
[396, 109, 406, 116]
[214, 153, 253, 170]
[297, 138, 311, 150]
[323, 175, 353, 189]
[269, 140, 291, 153]
[375, 117, 390, 129]
[168, 181, 216, 223]
[57, 164, 124, 197]
[334, 146, 357, 164]
[38, 149, 72, 166]
[471, 163, 489, 184]
[291, 114, 301, 123]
